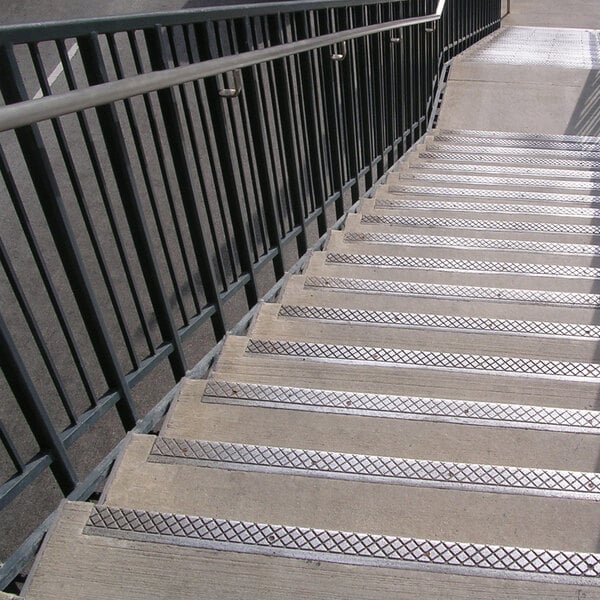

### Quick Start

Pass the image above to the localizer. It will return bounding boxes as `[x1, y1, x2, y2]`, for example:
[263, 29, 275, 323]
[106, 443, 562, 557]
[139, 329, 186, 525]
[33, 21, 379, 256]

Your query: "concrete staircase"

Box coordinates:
[21, 129, 600, 598]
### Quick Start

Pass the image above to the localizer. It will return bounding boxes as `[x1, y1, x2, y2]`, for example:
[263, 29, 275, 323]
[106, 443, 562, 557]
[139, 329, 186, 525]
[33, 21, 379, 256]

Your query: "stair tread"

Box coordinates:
[98, 435, 600, 554]
[22, 502, 600, 600]
[304, 251, 600, 293]
[211, 336, 600, 409]
[250, 303, 600, 362]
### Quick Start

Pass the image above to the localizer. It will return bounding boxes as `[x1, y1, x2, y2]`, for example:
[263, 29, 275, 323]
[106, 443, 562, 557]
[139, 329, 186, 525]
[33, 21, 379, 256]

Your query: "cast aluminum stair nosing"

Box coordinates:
[432, 135, 600, 152]
[324, 252, 600, 280]
[202, 379, 600, 435]
[418, 152, 600, 171]
[277, 304, 600, 341]
[245, 339, 600, 382]
[303, 275, 600, 308]
[436, 130, 600, 144]
[342, 231, 600, 257]
[359, 213, 600, 237]
[426, 143, 600, 161]
[384, 187, 600, 207]
[374, 197, 600, 220]
[408, 161, 600, 181]
[394, 172, 600, 193]
[85, 504, 600, 585]
[148, 437, 600, 500]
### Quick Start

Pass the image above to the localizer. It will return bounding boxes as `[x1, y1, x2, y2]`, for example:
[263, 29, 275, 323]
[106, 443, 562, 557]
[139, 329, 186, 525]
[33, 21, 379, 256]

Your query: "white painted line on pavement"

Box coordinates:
[33, 41, 79, 100]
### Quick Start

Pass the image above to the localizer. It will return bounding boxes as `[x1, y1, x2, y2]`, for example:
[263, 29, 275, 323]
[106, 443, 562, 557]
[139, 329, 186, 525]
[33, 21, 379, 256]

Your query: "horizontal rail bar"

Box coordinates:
[0, 0, 431, 44]
[0, 6, 445, 132]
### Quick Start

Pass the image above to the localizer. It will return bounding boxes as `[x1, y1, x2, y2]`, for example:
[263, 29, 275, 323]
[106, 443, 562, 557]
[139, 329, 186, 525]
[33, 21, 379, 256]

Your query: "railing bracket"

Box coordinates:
[331, 41, 347, 61]
[218, 69, 243, 98]
[390, 30, 404, 44]
[425, 21, 438, 33]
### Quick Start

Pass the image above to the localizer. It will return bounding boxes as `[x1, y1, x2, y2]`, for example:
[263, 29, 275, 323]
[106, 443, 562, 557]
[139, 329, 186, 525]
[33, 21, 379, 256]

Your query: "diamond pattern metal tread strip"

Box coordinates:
[245, 339, 600, 382]
[360, 214, 600, 237]
[433, 135, 600, 152]
[437, 130, 600, 144]
[278, 304, 600, 340]
[395, 173, 600, 193]
[418, 152, 600, 171]
[303, 275, 600, 308]
[411, 162, 600, 180]
[203, 380, 600, 434]
[325, 252, 600, 280]
[149, 438, 600, 500]
[425, 143, 600, 161]
[460, 27, 600, 70]
[344, 231, 600, 257]
[375, 198, 600, 219]
[85, 505, 600, 585]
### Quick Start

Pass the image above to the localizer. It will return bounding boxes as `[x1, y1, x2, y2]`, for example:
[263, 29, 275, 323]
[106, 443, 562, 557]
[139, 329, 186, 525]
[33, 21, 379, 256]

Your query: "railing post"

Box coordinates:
[76, 33, 188, 380]
[143, 26, 228, 339]
[0, 42, 138, 431]
[0, 312, 77, 498]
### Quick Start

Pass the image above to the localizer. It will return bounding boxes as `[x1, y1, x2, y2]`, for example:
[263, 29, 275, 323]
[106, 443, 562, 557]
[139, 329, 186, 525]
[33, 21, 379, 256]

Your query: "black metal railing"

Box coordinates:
[0, 0, 501, 590]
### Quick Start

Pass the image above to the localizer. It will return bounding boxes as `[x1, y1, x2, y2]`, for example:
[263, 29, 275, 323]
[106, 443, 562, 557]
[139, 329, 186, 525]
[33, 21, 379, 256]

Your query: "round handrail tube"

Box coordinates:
[0, 2, 445, 132]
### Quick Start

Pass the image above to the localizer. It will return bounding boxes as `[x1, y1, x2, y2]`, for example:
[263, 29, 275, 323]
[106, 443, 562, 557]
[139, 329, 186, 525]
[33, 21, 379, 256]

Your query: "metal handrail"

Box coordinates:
[0, 1, 446, 132]
[0, 0, 433, 44]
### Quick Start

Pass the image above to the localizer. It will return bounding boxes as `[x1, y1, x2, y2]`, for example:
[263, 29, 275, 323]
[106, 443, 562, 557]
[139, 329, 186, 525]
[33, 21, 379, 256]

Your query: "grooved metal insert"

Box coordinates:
[411, 161, 600, 181]
[419, 152, 600, 171]
[86, 505, 600, 584]
[360, 213, 600, 237]
[203, 380, 600, 434]
[376, 197, 600, 219]
[149, 437, 600, 500]
[325, 252, 600, 279]
[344, 231, 600, 257]
[304, 275, 600, 308]
[394, 173, 600, 193]
[461, 26, 600, 70]
[426, 143, 600, 160]
[434, 135, 600, 151]
[279, 304, 600, 340]
[438, 130, 600, 144]
[245, 339, 600, 382]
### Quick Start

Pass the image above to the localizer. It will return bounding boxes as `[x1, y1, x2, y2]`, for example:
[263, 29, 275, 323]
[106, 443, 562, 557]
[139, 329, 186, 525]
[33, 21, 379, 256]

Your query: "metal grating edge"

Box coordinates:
[375, 197, 600, 219]
[303, 275, 600, 308]
[387, 184, 598, 204]
[278, 304, 600, 340]
[343, 231, 600, 257]
[149, 437, 600, 500]
[203, 379, 600, 434]
[245, 339, 600, 382]
[85, 505, 600, 585]
[325, 252, 600, 280]
[360, 213, 600, 237]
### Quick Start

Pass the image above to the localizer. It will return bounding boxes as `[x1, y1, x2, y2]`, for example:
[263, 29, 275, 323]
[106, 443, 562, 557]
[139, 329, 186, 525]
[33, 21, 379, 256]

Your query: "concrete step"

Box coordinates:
[211, 336, 600, 411]
[388, 171, 600, 195]
[304, 250, 600, 294]
[344, 212, 600, 245]
[416, 150, 600, 171]
[404, 160, 600, 181]
[367, 194, 600, 225]
[94, 435, 600, 552]
[22, 501, 600, 599]
[435, 129, 600, 145]
[327, 227, 600, 266]
[250, 302, 600, 363]
[424, 142, 600, 162]
[279, 274, 600, 324]
[429, 133, 600, 153]
[161, 378, 600, 472]
[107, 434, 600, 504]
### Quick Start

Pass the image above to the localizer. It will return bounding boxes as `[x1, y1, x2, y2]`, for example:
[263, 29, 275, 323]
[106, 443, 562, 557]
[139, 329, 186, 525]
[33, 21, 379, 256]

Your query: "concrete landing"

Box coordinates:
[438, 3, 600, 135]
